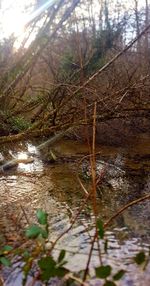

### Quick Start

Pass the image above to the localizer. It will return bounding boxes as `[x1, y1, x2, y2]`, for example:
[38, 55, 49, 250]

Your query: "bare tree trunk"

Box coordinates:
[134, 0, 141, 54]
[98, 0, 104, 31]
[145, 0, 149, 59]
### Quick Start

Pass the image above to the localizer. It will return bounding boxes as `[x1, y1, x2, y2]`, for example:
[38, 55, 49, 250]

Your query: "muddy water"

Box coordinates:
[0, 135, 150, 285]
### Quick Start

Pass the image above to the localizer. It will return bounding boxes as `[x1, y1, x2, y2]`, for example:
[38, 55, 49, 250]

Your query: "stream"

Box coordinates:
[0, 134, 150, 286]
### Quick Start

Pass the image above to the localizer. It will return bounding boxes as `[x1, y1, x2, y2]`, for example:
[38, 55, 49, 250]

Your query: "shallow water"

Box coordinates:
[0, 135, 150, 285]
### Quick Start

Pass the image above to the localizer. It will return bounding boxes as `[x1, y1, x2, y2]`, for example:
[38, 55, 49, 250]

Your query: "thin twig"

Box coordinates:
[82, 229, 97, 283]
[73, 23, 150, 96]
[66, 273, 88, 286]
[104, 194, 150, 228]
[20, 205, 30, 225]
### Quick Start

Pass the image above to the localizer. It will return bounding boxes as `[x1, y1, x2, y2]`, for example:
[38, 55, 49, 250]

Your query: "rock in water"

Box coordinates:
[0, 158, 34, 171]
[1, 159, 18, 171]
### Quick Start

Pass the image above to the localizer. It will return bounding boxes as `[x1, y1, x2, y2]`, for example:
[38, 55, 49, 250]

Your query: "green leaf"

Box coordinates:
[38, 256, 67, 281]
[97, 219, 104, 239]
[134, 251, 146, 265]
[25, 225, 43, 239]
[0, 256, 11, 267]
[38, 256, 56, 269]
[2, 245, 13, 252]
[40, 229, 48, 239]
[58, 250, 66, 263]
[113, 269, 126, 281]
[95, 265, 112, 278]
[36, 209, 48, 225]
[104, 239, 108, 253]
[23, 251, 30, 259]
[55, 267, 67, 277]
[0, 245, 13, 255]
[103, 281, 116, 286]
[38, 256, 56, 281]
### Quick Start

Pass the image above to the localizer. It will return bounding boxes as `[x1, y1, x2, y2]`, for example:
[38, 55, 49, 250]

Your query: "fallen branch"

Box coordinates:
[104, 194, 150, 228]
[0, 124, 72, 144]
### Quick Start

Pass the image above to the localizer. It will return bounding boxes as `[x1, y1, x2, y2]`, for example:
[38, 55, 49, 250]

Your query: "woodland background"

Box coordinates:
[0, 0, 149, 145]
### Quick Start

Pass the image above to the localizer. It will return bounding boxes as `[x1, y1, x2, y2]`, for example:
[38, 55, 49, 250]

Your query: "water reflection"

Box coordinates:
[27, 143, 39, 154]
[0, 139, 149, 285]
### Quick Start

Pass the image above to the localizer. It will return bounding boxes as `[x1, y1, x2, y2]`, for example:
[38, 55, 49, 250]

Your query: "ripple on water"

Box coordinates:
[0, 140, 149, 285]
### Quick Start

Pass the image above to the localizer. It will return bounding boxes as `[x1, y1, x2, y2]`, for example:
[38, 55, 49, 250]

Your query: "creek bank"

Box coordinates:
[74, 120, 150, 146]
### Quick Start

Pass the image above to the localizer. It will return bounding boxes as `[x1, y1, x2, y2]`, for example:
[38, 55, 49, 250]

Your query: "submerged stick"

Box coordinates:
[0, 127, 73, 171]
[0, 158, 34, 171]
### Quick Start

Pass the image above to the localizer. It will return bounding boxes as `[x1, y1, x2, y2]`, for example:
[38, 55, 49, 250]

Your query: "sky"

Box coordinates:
[0, 0, 35, 39]
[0, 0, 58, 40]
[0, 0, 148, 42]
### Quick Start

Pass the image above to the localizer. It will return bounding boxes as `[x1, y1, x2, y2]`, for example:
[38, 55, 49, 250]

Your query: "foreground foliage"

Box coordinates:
[0, 210, 149, 286]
